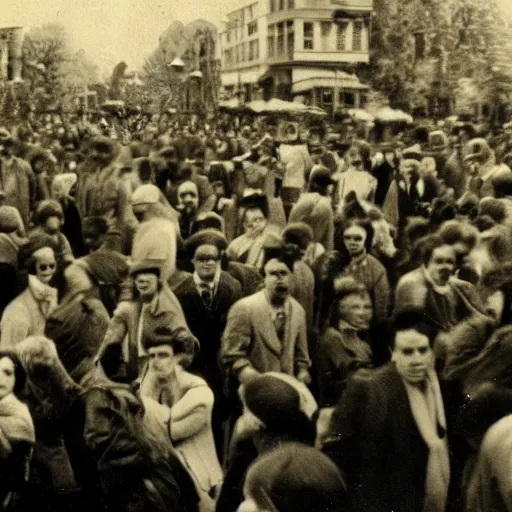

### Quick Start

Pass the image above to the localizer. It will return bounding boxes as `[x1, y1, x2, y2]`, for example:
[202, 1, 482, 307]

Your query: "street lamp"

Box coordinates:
[169, 57, 185, 72]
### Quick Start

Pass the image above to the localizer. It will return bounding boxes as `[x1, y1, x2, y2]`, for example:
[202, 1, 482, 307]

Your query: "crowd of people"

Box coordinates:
[0, 103, 511, 512]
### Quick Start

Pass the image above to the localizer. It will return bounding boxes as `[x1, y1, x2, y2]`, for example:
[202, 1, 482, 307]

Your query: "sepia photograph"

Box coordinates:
[1, 0, 512, 510]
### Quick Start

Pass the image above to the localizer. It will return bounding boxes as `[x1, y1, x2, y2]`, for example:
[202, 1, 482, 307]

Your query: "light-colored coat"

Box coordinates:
[0, 285, 57, 348]
[141, 369, 223, 512]
[221, 289, 310, 380]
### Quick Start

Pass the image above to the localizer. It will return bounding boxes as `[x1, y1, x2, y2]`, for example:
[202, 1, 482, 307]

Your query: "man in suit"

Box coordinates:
[324, 310, 451, 512]
[174, 229, 242, 456]
[221, 236, 312, 387]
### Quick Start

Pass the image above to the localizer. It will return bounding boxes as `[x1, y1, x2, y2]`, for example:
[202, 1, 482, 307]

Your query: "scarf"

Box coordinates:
[403, 370, 450, 512]
[0, 393, 35, 443]
[28, 274, 58, 318]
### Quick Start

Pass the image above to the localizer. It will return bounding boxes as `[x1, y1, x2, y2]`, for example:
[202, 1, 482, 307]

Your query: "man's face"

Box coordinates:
[244, 208, 267, 237]
[134, 273, 159, 300]
[178, 184, 199, 212]
[400, 160, 419, 179]
[33, 247, 57, 284]
[338, 293, 373, 330]
[343, 225, 367, 257]
[264, 259, 291, 301]
[393, 329, 432, 385]
[148, 345, 175, 381]
[426, 245, 456, 286]
[467, 159, 481, 177]
[192, 244, 220, 282]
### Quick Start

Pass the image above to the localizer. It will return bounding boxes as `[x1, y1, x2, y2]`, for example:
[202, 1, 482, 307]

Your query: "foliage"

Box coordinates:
[21, 23, 98, 113]
[368, 0, 503, 115]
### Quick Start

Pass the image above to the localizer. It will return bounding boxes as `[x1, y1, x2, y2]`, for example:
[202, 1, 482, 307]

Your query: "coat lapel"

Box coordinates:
[253, 290, 283, 357]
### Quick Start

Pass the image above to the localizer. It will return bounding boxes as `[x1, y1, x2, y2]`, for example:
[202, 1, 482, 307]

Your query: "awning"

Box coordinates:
[292, 75, 369, 94]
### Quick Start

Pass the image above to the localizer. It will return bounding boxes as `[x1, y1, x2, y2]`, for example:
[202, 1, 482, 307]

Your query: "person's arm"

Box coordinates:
[0, 428, 12, 458]
[373, 266, 391, 321]
[169, 387, 213, 442]
[0, 307, 30, 349]
[221, 301, 259, 384]
[295, 308, 312, 384]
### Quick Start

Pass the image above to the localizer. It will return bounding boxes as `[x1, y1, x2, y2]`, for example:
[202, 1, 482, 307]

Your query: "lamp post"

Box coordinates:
[167, 57, 185, 112]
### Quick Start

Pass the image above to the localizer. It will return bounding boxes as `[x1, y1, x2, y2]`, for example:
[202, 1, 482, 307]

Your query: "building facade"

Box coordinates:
[0, 27, 23, 82]
[218, 0, 373, 116]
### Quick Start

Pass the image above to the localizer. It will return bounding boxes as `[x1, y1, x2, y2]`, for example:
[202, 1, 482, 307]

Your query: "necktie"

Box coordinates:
[200, 286, 212, 309]
[274, 309, 286, 341]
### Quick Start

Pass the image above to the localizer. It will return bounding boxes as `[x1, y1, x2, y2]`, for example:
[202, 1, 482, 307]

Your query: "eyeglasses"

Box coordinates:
[37, 263, 56, 271]
[196, 255, 219, 263]
[344, 235, 364, 242]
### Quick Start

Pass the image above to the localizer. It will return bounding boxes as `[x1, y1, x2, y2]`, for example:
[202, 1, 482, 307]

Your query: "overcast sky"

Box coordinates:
[3, 0, 512, 75]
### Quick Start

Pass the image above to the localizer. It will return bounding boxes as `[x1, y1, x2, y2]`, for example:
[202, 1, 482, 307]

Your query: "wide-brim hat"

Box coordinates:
[129, 259, 163, 278]
[185, 228, 228, 257]
[143, 326, 199, 365]
[239, 192, 269, 218]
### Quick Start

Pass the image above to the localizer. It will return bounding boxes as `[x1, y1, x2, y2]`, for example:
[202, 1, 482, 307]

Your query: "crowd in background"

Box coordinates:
[0, 105, 511, 512]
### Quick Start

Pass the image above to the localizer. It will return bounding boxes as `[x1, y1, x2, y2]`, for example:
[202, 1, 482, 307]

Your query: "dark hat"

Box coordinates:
[429, 130, 449, 152]
[262, 231, 301, 272]
[492, 174, 512, 198]
[143, 325, 199, 365]
[191, 212, 225, 235]
[82, 216, 109, 237]
[464, 138, 491, 163]
[33, 199, 63, 225]
[282, 222, 314, 251]
[157, 146, 178, 161]
[244, 374, 302, 428]
[80, 250, 129, 285]
[309, 165, 335, 190]
[129, 259, 162, 278]
[19, 233, 58, 270]
[239, 193, 269, 218]
[88, 136, 119, 157]
[185, 228, 228, 257]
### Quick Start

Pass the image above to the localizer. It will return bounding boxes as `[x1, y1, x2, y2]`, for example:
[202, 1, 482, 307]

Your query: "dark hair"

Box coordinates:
[245, 443, 347, 512]
[420, 234, 452, 266]
[339, 217, 374, 254]
[330, 275, 371, 327]
[438, 220, 478, 250]
[0, 351, 26, 397]
[392, 309, 437, 347]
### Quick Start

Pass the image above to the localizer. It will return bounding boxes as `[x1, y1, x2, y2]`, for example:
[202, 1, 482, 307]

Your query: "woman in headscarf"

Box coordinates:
[51, 172, 85, 257]
[315, 276, 374, 407]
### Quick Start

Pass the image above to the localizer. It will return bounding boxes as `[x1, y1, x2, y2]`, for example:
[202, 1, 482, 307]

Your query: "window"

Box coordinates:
[268, 25, 275, 58]
[270, 0, 276, 13]
[241, 42, 247, 62]
[248, 21, 258, 36]
[414, 32, 426, 60]
[340, 91, 355, 107]
[288, 0, 295, 8]
[277, 22, 285, 56]
[249, 40, 259, 61]
[352, 21, 362, 51]
[336, 22, 347, 51]
[224, 50, 232, 68]
[304, 22, 314, 50]
[247, 4, 254, 20]
[321, 22, 331, 37]
[287, 20, 295, 58]
[279, 0, 284, 10]
[226, 30, 231, 43]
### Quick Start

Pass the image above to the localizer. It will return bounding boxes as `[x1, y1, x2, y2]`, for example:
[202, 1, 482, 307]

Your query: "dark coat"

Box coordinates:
[174, 271, 242, 393]
[324, 364, 431, 512]
[61, 197, 86, 257]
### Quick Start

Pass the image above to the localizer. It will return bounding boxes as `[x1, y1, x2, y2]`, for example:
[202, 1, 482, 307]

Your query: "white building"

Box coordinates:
[218, 0, 373, 116]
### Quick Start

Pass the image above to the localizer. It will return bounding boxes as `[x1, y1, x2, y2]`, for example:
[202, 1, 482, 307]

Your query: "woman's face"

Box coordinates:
[343, 225, 367, 257]
[0, 357, 16, 400]
[338, 292, 373, 330]
[33, 247, 57, 284]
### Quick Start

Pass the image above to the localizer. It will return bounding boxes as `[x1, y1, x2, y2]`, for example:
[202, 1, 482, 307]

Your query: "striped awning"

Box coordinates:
[292, 75, 369, 94]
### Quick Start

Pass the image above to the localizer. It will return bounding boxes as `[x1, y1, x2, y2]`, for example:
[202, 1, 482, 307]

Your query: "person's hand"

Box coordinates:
[238, 367, 260, 386]
[296, 369, 312, 385]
